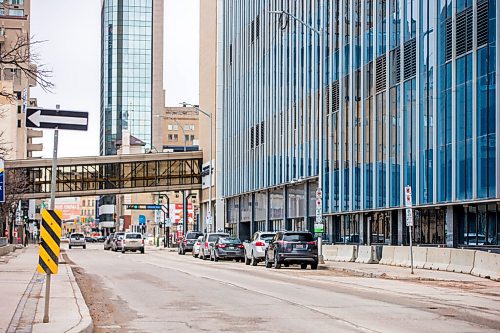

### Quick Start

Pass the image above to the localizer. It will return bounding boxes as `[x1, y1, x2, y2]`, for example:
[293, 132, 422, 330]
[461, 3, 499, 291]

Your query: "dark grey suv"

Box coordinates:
[178, 232, 204, 255]
[265, 231, 318, 270]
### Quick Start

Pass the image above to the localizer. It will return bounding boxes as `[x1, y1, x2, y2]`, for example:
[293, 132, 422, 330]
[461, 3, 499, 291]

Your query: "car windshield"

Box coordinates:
[283, 233, 313, 242]
[220, 237, 241, 244]
[260, 234, 275, 241]
[126, 234, 142, 239]
[72, 233, 84, 238]
[186, 232, 202, 239]
[208, 234, 229, 242]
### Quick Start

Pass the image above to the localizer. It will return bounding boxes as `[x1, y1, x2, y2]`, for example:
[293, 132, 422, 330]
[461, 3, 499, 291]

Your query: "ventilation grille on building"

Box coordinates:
[445, 18, 453, 61]
[256, 15, 260, 40]
[260, 121, 264, 144]
[393, 47, 401, 84]
[333, 80, 340, 112]
[250, 127, 254, 149]
[255, 123, 260, 146]
[456, 7, 473, 57]
[477, 0, 489, 47]
[404, 38, 416, 80]
[376, 55, 387, 93]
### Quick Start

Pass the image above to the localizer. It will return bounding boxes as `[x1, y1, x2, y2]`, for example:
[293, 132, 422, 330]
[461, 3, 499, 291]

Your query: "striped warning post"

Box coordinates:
[37, 209, 62, 275]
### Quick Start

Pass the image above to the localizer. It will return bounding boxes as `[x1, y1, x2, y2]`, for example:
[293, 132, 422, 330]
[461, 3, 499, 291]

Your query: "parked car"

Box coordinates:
[210, 237, 245, 262]
[244, 232, 276, 266]
[96, 236, 107, 243]
[192, 236, 203, 258]
[199, 232, 230, 260]
[103, 233, 114, 250]
[85, 236, 97, 243]
[120, 232, 145, 254]
[69, 233, 86, 249]
[463, 233, 487, 246]
[265, 231, 318, 270]
[178, 231, 204, 255]
[112, 232, 125, 252]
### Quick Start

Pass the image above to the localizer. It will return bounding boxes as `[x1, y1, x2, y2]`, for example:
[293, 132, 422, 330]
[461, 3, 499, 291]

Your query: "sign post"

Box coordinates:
[315, 188, 324, 264]
[0, 159, 4, 203]
[26, 105, 88, 323]
[405, 186, 414, 274]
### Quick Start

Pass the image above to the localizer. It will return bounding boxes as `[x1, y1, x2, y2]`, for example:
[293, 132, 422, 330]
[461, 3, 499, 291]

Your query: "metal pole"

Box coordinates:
[317, 27, 325, 265]
[409, 224, 414, 274]
[44, 105, 59, 323]
[208, 114, 213, 232]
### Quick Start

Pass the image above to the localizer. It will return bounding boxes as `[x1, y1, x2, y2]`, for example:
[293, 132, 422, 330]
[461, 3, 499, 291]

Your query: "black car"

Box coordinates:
[210, 237, 245, 262]
[265, 231, 318, 270]
[85, 236, 97, 243]
[178, 231, 204, 255]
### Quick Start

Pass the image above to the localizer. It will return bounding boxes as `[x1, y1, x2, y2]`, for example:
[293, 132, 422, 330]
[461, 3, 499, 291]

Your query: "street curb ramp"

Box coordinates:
[471, 251, 500, 281]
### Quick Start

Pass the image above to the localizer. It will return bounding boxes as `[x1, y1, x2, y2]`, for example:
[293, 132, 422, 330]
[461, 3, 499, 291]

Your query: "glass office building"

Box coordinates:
[100, 0, 153, 156]
[221, 0, 500, 248]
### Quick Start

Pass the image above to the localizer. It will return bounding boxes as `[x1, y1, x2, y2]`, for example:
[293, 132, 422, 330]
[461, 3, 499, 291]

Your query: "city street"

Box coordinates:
[64, 244, 500, 333]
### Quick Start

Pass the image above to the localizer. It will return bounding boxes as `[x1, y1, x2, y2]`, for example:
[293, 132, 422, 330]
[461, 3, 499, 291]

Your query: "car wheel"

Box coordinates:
[83, 245, 86, 249]
[300, 264, 307, 270]
[273, 254, 281, 269]
[69, 245, 72, 249]
[265, 252, 272, 268]
[202, 250, 207, 260]
[141, 248, 145, 254]
[311, 263, 318, 270]
[244, 252, 251, 265]
[250, 252, 258, 266]
[284, 264, 289, 267]
[122, 249, 125, 254]
[194, 253, 198, 258]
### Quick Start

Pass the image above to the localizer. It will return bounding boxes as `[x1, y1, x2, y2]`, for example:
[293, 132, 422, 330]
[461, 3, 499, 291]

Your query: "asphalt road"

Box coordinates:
[63, 243, 500, 333]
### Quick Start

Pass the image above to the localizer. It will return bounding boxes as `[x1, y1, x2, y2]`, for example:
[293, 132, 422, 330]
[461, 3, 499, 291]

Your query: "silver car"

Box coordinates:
[120, 232, 145, 254]
[192, 236, 203, 258]
[199, 233, 229, 260]
[69, 233, 86, 249]
[244, 232, 276, 265]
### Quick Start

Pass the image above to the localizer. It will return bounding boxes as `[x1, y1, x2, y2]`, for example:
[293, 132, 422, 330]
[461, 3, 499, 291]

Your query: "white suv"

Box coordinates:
[69, 233, 86, 249]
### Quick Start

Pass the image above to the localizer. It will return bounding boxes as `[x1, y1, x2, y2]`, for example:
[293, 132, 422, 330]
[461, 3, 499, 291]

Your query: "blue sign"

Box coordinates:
[145, 204, 162, 210]
[139, 215, 146, 226]
[0, 159, 4, 203]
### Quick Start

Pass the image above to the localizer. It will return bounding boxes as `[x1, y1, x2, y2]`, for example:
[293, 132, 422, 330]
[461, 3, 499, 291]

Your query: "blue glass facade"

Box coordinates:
[100, 0, 153, 156]
[222, 0, 500, 246]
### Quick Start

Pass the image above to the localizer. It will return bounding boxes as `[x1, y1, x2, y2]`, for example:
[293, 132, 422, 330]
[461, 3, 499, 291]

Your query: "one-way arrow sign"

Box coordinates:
[25, 107, 88, 131]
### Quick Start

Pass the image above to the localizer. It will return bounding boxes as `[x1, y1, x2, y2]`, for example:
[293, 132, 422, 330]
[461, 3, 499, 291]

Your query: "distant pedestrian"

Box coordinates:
[24, 230, 29, 247]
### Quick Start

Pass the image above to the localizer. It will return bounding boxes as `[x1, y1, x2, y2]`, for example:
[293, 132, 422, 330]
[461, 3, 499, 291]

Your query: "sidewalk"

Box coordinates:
[0, 245, 92, 333]
[323, 259, 496, 282]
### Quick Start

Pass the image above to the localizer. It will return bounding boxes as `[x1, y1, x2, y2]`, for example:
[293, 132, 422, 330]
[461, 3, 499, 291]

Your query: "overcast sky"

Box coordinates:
[30, 0, 200, 158]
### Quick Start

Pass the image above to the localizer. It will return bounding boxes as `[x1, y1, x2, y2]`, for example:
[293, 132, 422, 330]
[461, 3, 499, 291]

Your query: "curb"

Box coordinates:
[322, 263, 466, 282]
[65, 264, 93, 333]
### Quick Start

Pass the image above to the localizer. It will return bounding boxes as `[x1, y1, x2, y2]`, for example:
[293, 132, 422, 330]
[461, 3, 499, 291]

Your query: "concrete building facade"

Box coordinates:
[220, 0, 500, 248]
[0, 0, 42, 160]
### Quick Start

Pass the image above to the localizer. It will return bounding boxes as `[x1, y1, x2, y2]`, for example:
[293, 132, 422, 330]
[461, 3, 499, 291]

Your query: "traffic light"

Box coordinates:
[20, 200, 29, 223]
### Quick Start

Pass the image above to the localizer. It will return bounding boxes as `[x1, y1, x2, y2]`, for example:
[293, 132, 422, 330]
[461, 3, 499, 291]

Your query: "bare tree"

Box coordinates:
[0, 169, 30, 243]
[0, 35, 54, 100]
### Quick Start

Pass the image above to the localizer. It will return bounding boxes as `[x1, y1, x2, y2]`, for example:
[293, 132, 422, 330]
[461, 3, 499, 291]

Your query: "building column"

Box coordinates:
[397, 209, 403, 245]
[446, 205, 455, 248]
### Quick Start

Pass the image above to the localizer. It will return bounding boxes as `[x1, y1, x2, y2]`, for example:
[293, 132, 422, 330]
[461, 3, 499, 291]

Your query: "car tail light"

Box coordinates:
[307, 241, 317, 246]
[141, 239, 144, 245]
[237, 244, 244, 249]
[255, 241, 266, 247]
[216, 244, 226, 248]
[205, 242, 209, 248]
[196, 242, 200, 246]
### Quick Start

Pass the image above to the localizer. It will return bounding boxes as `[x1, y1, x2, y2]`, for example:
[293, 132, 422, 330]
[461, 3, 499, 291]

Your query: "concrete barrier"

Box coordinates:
[379, 246, 396, 265]
[446, 249, 476, 274]
[393, 246, 411, 267]
[413, 247, 428, 269]
[0, 244, 14, 257]
[471, 251, 500, 281]
[335, 245, 357, 262]
[424, 247, 451, 270]
[323, 245, 339, 261]
[355, 245, 379, 264]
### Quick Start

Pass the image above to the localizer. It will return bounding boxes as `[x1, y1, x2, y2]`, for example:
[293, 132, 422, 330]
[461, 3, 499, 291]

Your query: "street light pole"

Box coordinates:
[181, 102, 213, 232]
[269, 10, 325, 263]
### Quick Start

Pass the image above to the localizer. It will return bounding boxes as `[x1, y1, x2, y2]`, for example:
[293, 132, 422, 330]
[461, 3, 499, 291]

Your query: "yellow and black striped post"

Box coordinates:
[37, 209, 62, 275]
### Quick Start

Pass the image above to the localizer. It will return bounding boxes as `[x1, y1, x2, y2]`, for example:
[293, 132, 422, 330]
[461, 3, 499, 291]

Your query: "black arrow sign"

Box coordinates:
[25, 107, 88, 131]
